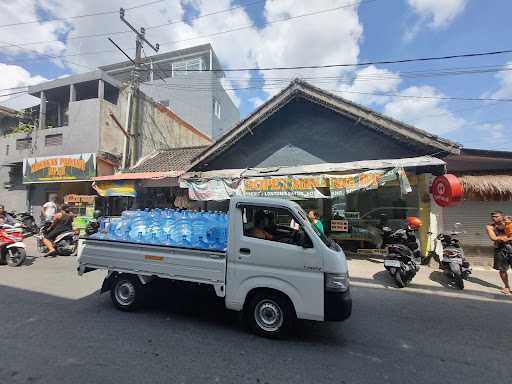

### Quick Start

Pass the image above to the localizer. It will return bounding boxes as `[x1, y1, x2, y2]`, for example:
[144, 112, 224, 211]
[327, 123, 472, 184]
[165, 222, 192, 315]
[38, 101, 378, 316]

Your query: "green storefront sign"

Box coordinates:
[23, 153, 96, 183]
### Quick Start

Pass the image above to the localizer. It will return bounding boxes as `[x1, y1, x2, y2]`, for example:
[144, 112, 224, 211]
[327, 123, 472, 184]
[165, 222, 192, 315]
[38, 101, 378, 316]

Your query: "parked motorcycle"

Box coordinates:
[0, 224, 27, 267]
[35, 221, 79, 256]
[382, 217, 422, 288]
[428, 224, 471, 290]
[84, 210, 103, 237]
[8, 210, 38, 236]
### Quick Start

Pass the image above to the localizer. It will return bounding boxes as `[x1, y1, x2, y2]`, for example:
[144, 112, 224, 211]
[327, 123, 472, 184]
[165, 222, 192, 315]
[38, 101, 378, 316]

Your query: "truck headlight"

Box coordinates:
[325, 272, 349, 292]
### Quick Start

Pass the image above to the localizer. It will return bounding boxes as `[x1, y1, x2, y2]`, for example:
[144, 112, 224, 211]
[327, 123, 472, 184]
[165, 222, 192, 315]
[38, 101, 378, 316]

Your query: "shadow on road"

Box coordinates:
[371, 270, 397, 288]
[21, 255, 37, 267]
[467, 275, 503, 290]
[350, 274, 512, 302]
[429, 271, 457, 290]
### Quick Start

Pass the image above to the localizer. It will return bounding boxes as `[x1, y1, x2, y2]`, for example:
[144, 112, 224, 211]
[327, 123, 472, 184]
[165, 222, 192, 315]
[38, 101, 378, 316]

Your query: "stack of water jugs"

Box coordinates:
[89, 209, 228, 251]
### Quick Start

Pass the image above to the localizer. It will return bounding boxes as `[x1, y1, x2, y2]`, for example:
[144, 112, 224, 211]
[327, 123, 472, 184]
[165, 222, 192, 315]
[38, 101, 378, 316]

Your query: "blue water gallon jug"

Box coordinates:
[171, 219, 192, 244]
[191, 216, 208, 244]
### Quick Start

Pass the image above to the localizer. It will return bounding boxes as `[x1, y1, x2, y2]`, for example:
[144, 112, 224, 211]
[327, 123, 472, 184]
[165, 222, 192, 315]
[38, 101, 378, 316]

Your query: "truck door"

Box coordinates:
[226, 204, 324, 321]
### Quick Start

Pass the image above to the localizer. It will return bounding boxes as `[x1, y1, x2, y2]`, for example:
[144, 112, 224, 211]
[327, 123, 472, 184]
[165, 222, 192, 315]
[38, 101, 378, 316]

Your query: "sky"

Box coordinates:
[0, 0, 511, 151]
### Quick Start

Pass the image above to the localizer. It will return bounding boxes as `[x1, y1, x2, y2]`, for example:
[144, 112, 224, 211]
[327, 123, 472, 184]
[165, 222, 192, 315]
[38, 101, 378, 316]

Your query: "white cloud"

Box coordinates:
[407, 0, 467, 28]
[337, 65, 402, 105]
[0, 0, 364, 109]
[488, 62, 512, 99]
[383, 85, 465, 135]
[249, 96, 265, 108]
[0, 0, 68, 56]
[0, 63, 47, 109]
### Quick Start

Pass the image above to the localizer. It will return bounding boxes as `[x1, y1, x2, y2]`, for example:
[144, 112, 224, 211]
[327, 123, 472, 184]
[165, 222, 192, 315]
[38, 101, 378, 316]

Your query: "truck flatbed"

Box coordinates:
[78, 238, 227, 296]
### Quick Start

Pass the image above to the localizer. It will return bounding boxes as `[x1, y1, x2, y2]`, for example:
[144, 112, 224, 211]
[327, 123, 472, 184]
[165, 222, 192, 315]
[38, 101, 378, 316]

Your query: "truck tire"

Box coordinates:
[244, 291, 295, 339]
[110, 275, 143, 311]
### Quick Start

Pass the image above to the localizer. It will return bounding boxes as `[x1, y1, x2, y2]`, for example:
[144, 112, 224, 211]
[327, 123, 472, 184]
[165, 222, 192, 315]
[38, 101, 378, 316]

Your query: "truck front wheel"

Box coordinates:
[111, 275, 143, 311]
[245, 291, 295, 338]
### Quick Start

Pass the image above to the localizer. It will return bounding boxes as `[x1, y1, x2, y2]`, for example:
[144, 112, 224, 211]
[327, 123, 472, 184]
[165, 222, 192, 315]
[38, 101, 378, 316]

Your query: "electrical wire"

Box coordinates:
[0, 0, 268, 49]
[2, 0, 375, 60]
[144, 81, 512, 102]
[0, 39, 95, 71]
[0, 0, 166, 29]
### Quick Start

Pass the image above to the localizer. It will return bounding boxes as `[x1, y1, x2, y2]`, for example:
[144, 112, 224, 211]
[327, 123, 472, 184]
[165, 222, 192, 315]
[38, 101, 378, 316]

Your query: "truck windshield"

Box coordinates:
[296, 206, 333, 249]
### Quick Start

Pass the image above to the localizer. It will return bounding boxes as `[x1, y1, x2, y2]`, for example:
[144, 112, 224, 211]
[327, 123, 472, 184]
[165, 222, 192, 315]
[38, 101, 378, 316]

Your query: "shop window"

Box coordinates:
[241, 205, 310, 247]
[45, 134, 63, 146]
[16, 138, 32, 150]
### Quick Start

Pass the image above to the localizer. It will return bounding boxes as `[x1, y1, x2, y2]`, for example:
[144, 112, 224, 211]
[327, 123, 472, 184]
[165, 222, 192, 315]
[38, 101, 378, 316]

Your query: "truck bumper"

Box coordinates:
[324, 288, 352, 321]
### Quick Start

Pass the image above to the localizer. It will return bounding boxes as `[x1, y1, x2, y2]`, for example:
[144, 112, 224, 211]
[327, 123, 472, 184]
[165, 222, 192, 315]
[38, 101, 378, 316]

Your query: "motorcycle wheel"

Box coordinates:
[57, 240, 74, 256]
[454, 274, 464, 290]
[6, 247, 26, 267]
[394, 269, 406, 288]
[449, 263, 464, 290]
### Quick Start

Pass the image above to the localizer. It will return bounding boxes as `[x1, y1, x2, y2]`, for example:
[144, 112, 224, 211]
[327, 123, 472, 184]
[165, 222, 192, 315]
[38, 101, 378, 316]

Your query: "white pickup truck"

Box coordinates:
[77, 197, 351, 337]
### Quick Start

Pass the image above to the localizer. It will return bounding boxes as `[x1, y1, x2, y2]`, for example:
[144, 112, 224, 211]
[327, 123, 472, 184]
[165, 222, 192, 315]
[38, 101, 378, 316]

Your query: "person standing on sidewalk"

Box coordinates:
[486, 211, 512, 294]
[42, 196, 58, 223]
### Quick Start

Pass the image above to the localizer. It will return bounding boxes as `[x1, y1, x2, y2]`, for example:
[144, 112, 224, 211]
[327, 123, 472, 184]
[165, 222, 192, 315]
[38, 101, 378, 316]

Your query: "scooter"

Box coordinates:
[85, 210, 103, 236]
[0, 224, 27, 267]
[428, 224, 471, 290]
[35, 221, 79, 256]
[382, 224, 422, 288]
[8, 210, 38, 235]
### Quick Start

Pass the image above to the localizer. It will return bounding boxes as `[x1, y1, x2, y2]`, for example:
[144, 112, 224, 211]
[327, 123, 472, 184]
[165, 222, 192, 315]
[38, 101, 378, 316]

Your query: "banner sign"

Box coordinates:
[329, 170, 384, 197]
[64, 194, 96, 204]
[93, 180, 136, 197]
[182, 178, 243, 201]
[243, 175, 328, 199]
[331, 219, 349, 232]
[181, 167, 412, 201]
[23, 153, 96, 183]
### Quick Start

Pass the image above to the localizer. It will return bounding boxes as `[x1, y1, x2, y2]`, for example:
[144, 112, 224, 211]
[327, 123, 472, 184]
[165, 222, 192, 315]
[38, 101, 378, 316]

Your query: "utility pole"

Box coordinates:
[119, 8, 159, 167]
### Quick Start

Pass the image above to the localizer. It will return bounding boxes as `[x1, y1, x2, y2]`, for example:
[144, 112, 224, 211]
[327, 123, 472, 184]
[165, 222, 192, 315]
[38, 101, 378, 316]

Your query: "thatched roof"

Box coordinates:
[459, 175, 512, 200]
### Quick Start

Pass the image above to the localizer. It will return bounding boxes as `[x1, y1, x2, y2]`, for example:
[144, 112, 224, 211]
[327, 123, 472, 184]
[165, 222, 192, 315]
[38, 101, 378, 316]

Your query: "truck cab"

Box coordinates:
[225, 197, 351, 336]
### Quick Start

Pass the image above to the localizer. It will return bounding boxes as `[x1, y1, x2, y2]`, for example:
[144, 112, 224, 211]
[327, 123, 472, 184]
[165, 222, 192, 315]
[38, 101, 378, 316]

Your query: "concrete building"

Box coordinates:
[101, 43, 239, 139]
[0, 70, 212, 218]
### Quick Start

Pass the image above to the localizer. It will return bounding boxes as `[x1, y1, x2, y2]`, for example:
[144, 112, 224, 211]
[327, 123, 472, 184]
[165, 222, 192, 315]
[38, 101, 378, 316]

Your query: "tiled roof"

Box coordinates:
[127, 146, 209, 173]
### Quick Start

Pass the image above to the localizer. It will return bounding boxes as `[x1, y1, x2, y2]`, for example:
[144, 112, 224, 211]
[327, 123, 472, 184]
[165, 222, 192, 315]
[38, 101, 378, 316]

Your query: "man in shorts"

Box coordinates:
[485, 210, 512, 294]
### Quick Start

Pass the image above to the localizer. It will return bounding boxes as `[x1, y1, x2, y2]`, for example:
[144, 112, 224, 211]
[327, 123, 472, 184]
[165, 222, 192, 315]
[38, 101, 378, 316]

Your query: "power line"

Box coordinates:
[157, 0, 376, 48]
[167, 49, 512, 73]
[2, 0, 375, 60]
[144, 81, 512, 102]
[0, 0, 165, 29]
[0, 0, 268, 49]
[0, 39, 95, 71]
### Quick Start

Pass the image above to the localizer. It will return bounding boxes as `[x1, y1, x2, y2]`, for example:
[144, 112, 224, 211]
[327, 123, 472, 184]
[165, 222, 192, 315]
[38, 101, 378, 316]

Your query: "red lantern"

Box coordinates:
[431, 174, 463, 207]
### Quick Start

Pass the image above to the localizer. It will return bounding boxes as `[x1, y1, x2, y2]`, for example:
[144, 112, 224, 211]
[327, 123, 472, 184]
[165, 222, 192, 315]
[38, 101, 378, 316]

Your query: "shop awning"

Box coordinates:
[181, 156, 445, 180]
[180, 156, 443, 201]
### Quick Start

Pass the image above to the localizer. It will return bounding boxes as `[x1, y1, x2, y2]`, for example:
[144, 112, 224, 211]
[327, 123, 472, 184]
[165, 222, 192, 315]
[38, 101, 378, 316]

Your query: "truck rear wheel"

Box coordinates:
[111, 275, 143, 311]
[245, 291, 295, 338]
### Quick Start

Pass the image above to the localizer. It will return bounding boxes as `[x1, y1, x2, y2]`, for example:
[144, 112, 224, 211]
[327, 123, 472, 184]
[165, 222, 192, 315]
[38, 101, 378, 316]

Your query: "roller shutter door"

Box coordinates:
[444, 200, 512, 247]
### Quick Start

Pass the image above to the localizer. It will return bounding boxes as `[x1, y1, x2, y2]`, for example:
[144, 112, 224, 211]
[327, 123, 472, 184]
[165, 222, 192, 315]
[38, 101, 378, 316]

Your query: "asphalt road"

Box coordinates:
[0, 240, 511, 384]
